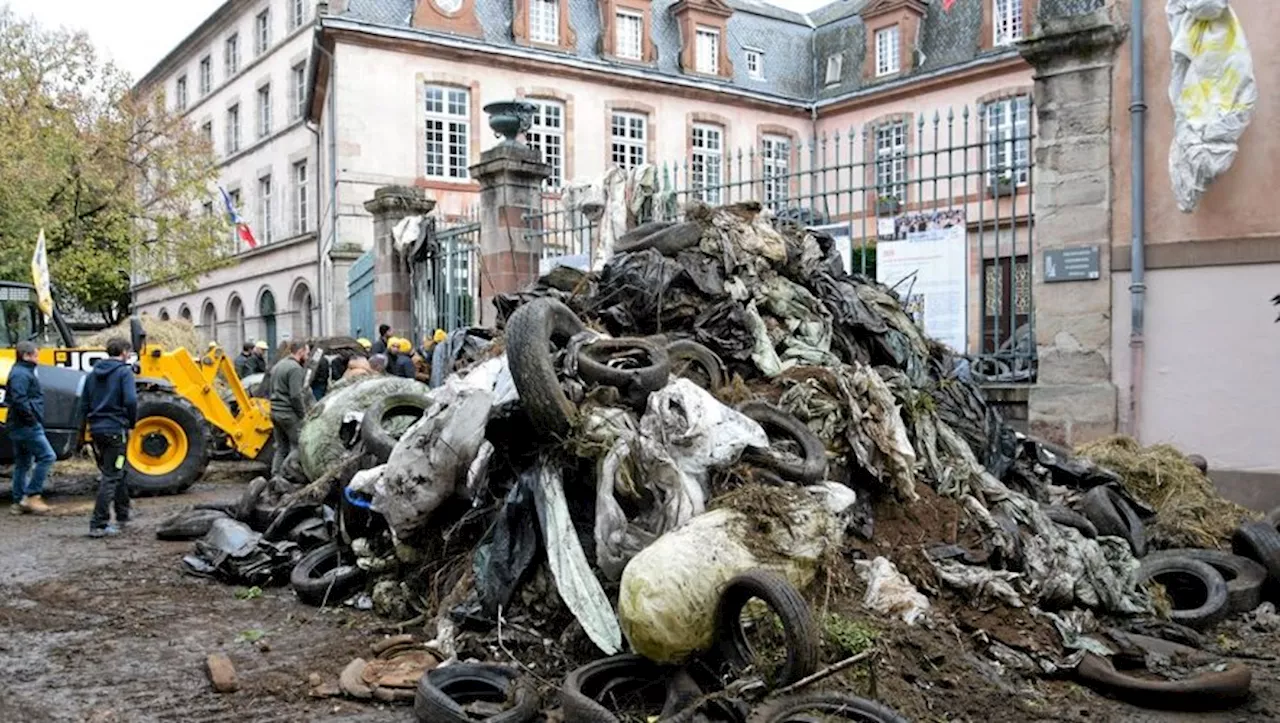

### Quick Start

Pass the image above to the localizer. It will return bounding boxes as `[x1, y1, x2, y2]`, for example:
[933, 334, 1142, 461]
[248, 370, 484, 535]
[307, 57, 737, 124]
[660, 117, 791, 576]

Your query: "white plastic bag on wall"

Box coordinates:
[1166, 0, 1257, 212]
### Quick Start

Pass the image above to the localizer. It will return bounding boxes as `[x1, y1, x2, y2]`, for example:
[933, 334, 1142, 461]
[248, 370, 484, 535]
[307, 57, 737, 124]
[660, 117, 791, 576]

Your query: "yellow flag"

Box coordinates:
[31, 228, 53, 316]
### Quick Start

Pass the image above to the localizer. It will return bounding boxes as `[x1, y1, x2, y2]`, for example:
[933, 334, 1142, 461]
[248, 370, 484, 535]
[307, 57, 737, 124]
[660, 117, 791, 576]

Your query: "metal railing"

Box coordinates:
[412, 212, 481, 340]
[524, 100, 1038, 381]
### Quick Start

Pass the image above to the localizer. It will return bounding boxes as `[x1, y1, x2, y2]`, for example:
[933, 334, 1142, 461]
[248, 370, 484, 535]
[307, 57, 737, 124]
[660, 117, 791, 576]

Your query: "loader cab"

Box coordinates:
[0, 282, 76, 350]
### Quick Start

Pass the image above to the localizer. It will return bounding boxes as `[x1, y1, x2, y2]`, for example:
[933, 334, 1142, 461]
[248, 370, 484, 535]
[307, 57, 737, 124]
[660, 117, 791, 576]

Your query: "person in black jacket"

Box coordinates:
[371, 324, 391, 355]
[387, 338, 416, 378]
[5, 341, 54, 515]
[80, 338, 138, 538]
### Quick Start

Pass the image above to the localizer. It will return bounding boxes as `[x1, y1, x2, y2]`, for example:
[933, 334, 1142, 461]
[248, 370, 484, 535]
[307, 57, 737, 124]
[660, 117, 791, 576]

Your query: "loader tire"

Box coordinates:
[126, 392, 210, 497]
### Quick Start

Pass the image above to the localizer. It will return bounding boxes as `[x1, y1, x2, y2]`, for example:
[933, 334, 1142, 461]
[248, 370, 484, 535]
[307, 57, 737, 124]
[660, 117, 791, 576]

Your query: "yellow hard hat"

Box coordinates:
[395, 337, 413, 353]
[357, 337, 372, 350]
[433, 328, 447, 343]
[254, 340, 269, 350]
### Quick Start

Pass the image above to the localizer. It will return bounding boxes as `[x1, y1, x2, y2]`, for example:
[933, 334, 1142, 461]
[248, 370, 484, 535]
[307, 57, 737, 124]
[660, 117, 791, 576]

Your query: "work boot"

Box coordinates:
[88, 525, 120, 538]
[9, 500, 26, 515]
[20, 495, 51, 515]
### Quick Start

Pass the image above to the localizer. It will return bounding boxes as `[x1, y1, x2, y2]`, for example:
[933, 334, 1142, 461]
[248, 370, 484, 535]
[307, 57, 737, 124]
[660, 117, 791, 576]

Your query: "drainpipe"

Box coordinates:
[307, 119, 322, 334]
[311, 35, 339, 338]
[1128, 0, 1147, 440]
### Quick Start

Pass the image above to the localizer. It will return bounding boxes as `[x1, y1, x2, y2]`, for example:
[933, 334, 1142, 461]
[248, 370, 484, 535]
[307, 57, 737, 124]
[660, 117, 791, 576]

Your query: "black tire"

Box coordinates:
[736, 402, 827, 484]
[1044, 506, 1098, 538]
[415, 663, 538, 723]
[237, 476, 269, 523]
[713, 569, 820, 687]
[577, 337, 670, 393]
[1079, 486, 1146, 557]
[617, 220, 674, 245]
[1146, 549, 1266, 615]
[1076, 652, 1252, 709]
[125, 391, 211, 496]
[360, 391, 431, 464]
[263, 503, 321, 542]
[155, 508, 229, 541]
[667, 339, 726, 390]
[290, 541, 365, 607]
[505, 298, 586, 440]
[615, 221, 703, 256]
[746, 692, 910, 723]
[1232, 521, 1280, 589]
[1137, 556, 1229, 629]
[560, 654, 667, 723]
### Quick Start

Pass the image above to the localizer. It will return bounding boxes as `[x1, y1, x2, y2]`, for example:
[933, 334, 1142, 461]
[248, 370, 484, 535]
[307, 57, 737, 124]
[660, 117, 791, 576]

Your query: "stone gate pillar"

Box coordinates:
[470, 142, 551, 325]
[364, 185, 435, 341]
[1019, 8, 1128, 446]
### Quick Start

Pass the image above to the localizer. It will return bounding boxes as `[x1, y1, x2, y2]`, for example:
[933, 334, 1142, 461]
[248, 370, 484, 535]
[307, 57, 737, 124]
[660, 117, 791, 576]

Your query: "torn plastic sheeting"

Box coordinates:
[594, 249, 702, 334]
[618, 484, 854, 664]
[856, 556, 931, 625]
[755, 276, 842, 371]
[465, 440, 495, 501]
[531, 458, 623, 655]
[932, 559, 1025, 609]
[596, 167, 627, 270]
[445, 354, 518, 407]
[474, 471, 541, 616]
[371, 387, 494, 538]
[392, 215, 425, 255]
[347, 464, 387, 498]
[593, 379, 770, 580]
[774, 363, 918, 501]
[201, 518, 261, 558]
[930, 421, 1149, 615]
[1167, 0, 1257, 213]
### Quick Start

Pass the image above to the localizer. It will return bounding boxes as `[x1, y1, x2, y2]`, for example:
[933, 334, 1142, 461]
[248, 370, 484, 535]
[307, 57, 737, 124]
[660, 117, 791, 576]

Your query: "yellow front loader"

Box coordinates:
[0, 281, 272, 495]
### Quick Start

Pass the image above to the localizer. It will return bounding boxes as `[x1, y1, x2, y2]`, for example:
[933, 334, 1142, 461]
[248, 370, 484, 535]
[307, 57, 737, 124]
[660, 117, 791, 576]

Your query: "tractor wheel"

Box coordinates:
[126, 391, 211, 496]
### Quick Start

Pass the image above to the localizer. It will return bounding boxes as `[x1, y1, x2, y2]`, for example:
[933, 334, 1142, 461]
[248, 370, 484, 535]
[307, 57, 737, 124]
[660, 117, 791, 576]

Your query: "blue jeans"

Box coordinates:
[10, 425, 56, 502]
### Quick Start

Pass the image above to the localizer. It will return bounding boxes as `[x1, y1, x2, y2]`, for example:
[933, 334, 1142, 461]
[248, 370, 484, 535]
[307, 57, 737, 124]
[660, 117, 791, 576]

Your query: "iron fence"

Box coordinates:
[525, 99, 1037, 381]
[411, 212, 481, 340]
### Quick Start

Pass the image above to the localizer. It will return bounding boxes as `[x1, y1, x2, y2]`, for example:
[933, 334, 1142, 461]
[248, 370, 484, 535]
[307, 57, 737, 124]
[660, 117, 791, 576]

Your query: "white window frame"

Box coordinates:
[529, 0, 560, 45]
[290, 63, 307, 120]
[199, 56, 212, 95]
[289, 0, 307, 30]
[985, 96, 1031, 186]
[824, 54, 843, 85]
[690, 123, 723, 205]
[875, 26, 900, 77]
[225, 33, 240, 78]
[257, 85, 272, 138]
[423, 85, 471, 180]
[226, 104, 241, 154]
[258, 174, 273, 244]
[616, 10, 643, 61]
[610, 111, 647, 170]
[175, 76, 188, 111]
[526, 99, 565, 188]
[255, 9, 271, 56]
[745, 49, 764, 80]
[293, 160, 309, 235]
[874, 121, 907, 202]
[993, 0, 1024, 46]
[695, 26, 719, 75]
[761, 134, 791, 205]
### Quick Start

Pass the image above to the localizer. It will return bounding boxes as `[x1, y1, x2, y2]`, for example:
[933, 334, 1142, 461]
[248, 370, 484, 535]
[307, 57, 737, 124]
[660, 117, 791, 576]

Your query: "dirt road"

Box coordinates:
[0, 464, 403, 723]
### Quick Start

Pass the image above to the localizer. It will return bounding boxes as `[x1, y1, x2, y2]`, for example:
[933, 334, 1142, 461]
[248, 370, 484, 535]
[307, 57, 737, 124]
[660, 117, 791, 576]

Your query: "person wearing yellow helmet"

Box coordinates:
[357, 338, 372, 352]
[387, 337, 416, 378]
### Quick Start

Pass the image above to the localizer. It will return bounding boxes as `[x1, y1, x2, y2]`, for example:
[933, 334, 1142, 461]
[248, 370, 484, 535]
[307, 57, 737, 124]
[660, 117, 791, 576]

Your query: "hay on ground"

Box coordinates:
[1077, 435, 1259, 550]
[80, 314, 202, 354]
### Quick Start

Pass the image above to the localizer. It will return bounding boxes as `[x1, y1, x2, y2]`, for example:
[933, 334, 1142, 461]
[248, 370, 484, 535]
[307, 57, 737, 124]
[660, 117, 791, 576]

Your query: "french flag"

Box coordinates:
[219, 186, 258, 249]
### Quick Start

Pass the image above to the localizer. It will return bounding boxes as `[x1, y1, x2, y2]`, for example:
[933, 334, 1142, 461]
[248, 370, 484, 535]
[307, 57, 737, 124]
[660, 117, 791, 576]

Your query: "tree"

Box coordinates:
[0, 7, 226, 325]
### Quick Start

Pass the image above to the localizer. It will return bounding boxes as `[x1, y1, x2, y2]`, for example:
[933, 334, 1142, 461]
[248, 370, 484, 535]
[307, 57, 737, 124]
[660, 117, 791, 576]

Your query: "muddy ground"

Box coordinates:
[2, 461, 1279, 722]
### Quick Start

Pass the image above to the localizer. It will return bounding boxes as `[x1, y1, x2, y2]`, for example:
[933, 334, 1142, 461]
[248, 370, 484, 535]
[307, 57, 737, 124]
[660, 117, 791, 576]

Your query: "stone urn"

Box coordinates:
[483, 100, 537, 143]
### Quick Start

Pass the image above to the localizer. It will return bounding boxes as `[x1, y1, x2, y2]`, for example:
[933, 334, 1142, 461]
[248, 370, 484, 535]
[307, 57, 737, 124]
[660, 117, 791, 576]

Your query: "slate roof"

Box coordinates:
[337, 0, 1016, 103]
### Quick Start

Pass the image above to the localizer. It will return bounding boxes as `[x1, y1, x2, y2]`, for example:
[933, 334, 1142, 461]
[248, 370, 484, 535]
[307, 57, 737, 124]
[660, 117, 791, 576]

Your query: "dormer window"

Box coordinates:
[993, 0, 1024, 45]
[695, 27, 719, 74]
[513, 0, 575, 51]
[875, 26, 900, 76]
[530, 0, 559, 45]
[745, 49, 763, 80]
[672, 0, 733, 79]
[825, 55, 843, 85]
[616, 10, 643, 60]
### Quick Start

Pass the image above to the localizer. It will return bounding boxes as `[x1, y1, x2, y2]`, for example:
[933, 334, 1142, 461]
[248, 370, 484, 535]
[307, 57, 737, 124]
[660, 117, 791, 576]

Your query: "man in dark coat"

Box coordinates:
[5, 341, 54, 515]
[80, 338, 138, 537]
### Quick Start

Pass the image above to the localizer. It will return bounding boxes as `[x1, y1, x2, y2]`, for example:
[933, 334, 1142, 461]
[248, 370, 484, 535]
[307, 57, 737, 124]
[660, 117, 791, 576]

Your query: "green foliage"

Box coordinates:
[822, 613, 878, 656]
[0, 8, 226, 324]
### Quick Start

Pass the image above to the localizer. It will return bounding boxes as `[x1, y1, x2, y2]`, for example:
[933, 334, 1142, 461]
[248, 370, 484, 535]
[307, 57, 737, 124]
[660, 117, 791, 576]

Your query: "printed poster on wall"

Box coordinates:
[875, 210, 968, 354]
